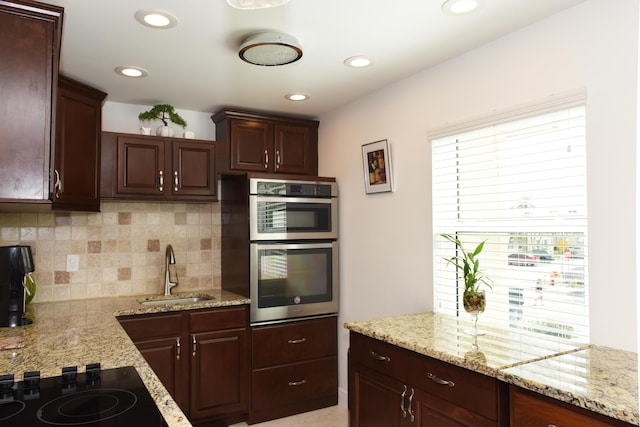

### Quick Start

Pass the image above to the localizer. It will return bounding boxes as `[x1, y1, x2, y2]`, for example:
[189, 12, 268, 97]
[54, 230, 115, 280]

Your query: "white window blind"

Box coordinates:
[432, 103, 588, 345]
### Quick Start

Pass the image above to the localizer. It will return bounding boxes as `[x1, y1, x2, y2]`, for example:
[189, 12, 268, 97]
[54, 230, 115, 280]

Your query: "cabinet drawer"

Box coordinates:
[350, 332, 417, 384]
[252, 316, 337, 368]
[189, 306, 247, 333]
[252, 357, 337, 410]
[409, 352, 498, 421]
[118, 313, 183, 340]
[511, 386, 632, 426]
[350, 332, 498, 421]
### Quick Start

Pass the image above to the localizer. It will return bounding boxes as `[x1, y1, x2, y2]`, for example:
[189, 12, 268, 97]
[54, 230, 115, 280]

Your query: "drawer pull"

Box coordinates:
[407, 387, 415, 422]
[288, 338, 306, 344]
[427, 372, 455, 387]
[287, 379, 307, 387]
[370, 351, 390, 362]
[400, 385, 407, 418]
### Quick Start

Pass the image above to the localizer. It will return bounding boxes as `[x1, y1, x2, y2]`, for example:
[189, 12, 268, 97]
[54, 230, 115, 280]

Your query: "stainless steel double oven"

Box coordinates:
[221, 175, 339, 325]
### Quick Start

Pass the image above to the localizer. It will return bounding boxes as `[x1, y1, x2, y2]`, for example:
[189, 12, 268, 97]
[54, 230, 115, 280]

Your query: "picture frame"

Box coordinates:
[362, 139, 393, 194]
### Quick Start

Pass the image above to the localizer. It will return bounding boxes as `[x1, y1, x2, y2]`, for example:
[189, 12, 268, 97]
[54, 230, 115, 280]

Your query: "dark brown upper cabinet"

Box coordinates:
[0, 1, 63, 203]
[212, 109, 319, 176]
[101, 132, 217, 201]
[53, 75, 107, 212]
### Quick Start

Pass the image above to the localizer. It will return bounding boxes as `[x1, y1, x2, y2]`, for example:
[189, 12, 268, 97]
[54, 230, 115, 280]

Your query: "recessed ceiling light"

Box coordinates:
[441, 0, 479, 15]
[285, 93, 309, 101]
[114, 66, 148, 78]
[344, 56, 372, 68]
[134, 10, 178, 29]
[226, 0, 290, 9]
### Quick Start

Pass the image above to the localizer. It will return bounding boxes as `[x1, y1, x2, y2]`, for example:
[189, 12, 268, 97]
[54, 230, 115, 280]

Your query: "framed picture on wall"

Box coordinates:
[362, 139, 393, 194]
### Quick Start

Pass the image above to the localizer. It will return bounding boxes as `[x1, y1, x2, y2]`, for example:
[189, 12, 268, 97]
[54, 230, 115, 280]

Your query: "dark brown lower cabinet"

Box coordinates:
[510, 386, 634, 427]
[249, 316, 338, 424]
[118, 305, 249, 424]
[349, 332, 508, 427]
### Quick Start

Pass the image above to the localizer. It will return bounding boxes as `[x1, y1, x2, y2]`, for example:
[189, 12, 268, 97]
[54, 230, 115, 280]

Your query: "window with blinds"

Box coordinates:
[432, 103, 588, 345]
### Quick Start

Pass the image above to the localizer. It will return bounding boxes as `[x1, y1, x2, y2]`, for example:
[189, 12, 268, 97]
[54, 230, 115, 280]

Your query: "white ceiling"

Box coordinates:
[46, 0, 586, 119]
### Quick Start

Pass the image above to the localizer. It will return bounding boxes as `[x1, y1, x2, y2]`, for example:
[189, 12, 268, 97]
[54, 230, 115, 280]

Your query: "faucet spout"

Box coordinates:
[164, 244, 179, 296]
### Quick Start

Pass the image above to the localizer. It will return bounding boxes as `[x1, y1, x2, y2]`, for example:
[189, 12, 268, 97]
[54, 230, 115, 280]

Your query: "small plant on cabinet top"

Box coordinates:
[440, 233, 493, 297]
[138, 104, 187, 128]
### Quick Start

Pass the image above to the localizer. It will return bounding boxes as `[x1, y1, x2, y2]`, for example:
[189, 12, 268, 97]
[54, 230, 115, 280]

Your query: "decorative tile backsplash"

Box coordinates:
[0, 201, 221, 303]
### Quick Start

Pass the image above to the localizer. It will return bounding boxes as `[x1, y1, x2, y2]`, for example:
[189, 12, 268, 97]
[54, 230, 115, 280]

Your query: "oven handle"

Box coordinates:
[249, 195, 335, 204]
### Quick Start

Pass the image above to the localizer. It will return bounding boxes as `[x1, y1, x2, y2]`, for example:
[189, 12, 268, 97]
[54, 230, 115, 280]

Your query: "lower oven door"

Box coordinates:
[250, 241, 339, 324]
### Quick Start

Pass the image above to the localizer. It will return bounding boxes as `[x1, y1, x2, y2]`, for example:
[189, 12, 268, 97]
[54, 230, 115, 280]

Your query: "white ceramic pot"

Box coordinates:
[156, 125, 174, 137]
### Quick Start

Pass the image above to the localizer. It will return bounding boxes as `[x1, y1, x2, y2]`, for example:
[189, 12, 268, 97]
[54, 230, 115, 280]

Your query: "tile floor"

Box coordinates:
[230, 405, 348, 427]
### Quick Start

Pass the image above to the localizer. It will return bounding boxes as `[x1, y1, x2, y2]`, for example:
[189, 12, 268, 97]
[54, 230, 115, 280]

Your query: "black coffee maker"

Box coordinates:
[0, 245, 34, 327]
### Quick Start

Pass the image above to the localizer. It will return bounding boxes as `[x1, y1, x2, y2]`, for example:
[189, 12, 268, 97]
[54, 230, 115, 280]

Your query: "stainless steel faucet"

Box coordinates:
[164, 244, 179, 295]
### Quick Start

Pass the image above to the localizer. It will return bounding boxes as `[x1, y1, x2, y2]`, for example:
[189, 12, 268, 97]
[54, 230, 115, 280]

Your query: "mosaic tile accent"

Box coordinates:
[0, 201, 222, 302]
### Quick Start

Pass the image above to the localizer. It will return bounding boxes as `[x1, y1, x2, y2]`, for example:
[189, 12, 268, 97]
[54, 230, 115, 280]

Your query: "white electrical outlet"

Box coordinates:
[66, 254, 79, 272]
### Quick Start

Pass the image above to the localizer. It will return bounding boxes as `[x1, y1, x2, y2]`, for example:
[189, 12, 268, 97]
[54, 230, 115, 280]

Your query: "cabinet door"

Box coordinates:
[416, 388, 496, 427]
[190, 328, 249, 420]
[273, 124, 314, 175]
[229, 119, 272, 172]
[350, 366, 407, 427]
[135, 336, 187, 411]
[171, 140, 216, 198]
[511, 387, 630, 427]
[0, 2, 62, 201]
[53, 76, 106, 212]
[116, 136, 165, 196]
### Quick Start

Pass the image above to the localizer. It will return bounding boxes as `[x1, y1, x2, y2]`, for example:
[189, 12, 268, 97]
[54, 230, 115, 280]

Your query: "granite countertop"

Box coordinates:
[0, 289, 250, 427]
[344, 311, 638, 425]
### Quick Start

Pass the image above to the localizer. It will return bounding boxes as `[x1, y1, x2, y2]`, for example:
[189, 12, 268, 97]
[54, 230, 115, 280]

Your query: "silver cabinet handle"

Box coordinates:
[400, 385, 407, 418]
[54, 169, 63, 198]
[288, 338, 306, 344]
[192, 335, 197, 357]
[287, 379, 307, 386]
[370, 351, 390, 362]
[427, 372, 455, 387]
[407, 387, 415, 422]
[176, 337, 180, 360]
[264, 150, 269, 169]
[159, 170, 164, 192]
[173, 171, 179, 192]
[276, 150, 281, 169]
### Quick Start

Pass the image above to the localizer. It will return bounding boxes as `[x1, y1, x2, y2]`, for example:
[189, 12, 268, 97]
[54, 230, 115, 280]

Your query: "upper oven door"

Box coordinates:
[249, 196, 338, 241]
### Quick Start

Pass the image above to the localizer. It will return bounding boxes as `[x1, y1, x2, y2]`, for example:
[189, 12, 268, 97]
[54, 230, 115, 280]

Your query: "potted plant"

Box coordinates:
[440, 233, 492, 335]
[138, 104, 187, 137]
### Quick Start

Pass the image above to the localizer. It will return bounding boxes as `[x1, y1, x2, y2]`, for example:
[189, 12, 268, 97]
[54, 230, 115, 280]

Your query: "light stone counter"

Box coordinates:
[345, 311, 638, 425]
[499, 346, 638, 425]
[0, 289, 249, 427]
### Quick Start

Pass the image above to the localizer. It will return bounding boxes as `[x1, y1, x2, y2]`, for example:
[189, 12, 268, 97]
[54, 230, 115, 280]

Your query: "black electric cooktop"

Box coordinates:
[0, 364, 167, 426]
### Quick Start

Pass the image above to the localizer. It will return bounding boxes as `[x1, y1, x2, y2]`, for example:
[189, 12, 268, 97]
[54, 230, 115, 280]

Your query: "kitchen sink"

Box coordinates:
[138, 295, 214, 306]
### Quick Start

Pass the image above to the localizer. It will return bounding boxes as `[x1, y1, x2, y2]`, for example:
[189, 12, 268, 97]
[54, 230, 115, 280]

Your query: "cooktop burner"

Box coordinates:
[0, 364, 166, 426]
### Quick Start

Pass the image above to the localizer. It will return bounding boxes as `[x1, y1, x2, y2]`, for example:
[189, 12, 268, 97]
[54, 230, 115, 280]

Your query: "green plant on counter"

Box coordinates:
[440, 233, 493, 297]
[138, 104, 187, 128]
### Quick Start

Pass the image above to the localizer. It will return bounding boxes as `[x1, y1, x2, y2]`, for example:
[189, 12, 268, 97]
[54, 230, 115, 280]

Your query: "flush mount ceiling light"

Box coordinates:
[441, 0, 479, 15]
[239, 32, 302, 66]
[285, 93, 309, 101]
[114, 66, 148, 78]
[344, 56, 373, 68]
[134, 10, 178, 28]
[226, 0, 290, 9]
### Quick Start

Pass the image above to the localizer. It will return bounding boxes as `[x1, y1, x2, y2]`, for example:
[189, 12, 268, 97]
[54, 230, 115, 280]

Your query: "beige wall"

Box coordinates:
[0, 201, 221, 303]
